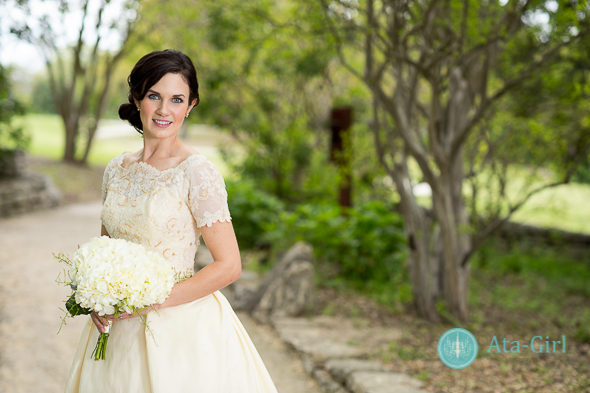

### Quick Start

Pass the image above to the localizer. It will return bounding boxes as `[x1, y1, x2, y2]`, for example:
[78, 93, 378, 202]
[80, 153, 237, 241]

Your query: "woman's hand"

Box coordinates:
[91, 311, 110, 333]
[91, 305, 160, 332]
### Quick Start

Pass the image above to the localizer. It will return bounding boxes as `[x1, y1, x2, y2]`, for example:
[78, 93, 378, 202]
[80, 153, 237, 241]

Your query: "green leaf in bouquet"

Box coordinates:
[66, 293, 92, 317]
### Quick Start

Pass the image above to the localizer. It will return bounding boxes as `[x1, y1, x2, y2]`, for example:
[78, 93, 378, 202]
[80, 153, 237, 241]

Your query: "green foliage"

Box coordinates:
[29, 75, 57, 114]
[65, 293, 92, 317]
[137, 0, 351, 202]
[261, 199, 407, 293]
[492, 27, 590, 184]
[473, 241, 590, 299]
[470, 239, 590, 340]
[220, 118, 341, 202]
[225, 177, 408, 300]
[225, 178, 286, 250]
[0, 65, 30, 151]
[574, 309, 590, 344]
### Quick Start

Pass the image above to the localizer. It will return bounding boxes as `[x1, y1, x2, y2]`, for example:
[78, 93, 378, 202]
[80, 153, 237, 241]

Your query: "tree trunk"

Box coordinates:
[80, 118, 98, 165]
[63, 116, 79, 163]
[81, 59, 120, 165]
[432, 147, 471, 322]
[391, 160, 438, 321]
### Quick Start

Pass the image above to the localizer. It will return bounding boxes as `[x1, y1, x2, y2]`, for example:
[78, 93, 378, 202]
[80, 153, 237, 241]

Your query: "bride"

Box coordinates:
[65, 49, 278, 392]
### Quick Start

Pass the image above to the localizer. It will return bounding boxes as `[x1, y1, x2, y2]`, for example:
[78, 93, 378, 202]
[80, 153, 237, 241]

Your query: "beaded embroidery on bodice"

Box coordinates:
[100, 151, 232, 276]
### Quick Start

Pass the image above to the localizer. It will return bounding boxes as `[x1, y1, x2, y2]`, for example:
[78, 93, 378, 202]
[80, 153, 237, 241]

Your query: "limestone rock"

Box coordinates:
[0, 173, 61, 217]
[252, 258, 315, 324]
[242, 241, 314, 314]
[346, 371, 426, 393]
[272, 317, 366, 366]
[325, 359, 389, 385]
[311, 368, 349, 393]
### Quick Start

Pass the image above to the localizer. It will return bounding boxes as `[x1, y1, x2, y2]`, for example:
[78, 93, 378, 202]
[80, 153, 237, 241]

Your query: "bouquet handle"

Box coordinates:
[91, 320, 113, 361]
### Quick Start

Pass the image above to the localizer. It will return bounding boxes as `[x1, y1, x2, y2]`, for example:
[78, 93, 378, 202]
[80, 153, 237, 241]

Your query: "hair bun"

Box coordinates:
[118, 102, 143, 134]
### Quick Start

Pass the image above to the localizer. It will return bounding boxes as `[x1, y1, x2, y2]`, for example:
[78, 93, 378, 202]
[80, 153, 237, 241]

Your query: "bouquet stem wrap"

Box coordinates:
[92, 320, 112, 361]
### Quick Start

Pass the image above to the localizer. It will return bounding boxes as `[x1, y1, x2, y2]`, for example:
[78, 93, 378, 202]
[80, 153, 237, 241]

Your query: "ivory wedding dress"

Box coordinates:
[64, 151, 278, 393]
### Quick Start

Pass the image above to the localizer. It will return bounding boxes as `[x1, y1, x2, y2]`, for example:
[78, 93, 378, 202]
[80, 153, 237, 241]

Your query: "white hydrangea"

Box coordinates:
[70, 236, 175, 316]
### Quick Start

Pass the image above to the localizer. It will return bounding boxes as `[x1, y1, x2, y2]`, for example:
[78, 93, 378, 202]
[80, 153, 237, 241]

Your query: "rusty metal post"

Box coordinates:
[329, 106, 353, 209]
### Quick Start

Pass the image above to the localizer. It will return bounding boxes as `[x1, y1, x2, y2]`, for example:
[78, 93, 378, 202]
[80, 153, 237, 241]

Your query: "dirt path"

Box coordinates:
[0, 202, 319, 393]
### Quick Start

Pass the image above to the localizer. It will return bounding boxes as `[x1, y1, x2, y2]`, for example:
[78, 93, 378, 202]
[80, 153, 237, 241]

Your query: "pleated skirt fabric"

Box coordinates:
[64, 290, 278, 393]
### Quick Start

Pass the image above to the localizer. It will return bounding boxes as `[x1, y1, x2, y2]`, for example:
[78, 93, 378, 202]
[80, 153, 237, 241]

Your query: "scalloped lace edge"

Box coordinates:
[196, 211, 232, 229]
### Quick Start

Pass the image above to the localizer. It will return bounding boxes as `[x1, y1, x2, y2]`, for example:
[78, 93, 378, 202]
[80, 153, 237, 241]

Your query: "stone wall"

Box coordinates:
[0, 173, 62, 218]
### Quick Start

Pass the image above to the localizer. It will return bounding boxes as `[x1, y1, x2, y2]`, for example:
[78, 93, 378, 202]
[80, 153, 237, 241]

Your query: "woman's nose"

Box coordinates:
[156, 101, 170, 115]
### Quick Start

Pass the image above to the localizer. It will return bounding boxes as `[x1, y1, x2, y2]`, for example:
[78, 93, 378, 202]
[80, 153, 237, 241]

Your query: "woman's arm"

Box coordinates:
[155, 220, 241, 309]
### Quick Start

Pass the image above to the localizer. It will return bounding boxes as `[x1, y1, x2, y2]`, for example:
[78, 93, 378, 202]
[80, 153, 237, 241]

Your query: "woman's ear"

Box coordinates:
[134, 98, 140, 110]
[189, 98, 198, 110]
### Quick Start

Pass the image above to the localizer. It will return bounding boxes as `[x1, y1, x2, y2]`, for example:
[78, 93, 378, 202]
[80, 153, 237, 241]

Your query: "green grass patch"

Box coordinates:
[416, 162, 590, 235]
[470, 239, 590, 340]
[510, 183, 590, 235]
[14, 113, 64, 160]
[14, 113, 142, 166]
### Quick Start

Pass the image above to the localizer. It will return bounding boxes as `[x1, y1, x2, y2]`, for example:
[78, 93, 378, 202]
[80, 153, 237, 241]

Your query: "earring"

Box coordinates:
[186, 113, 189, 118]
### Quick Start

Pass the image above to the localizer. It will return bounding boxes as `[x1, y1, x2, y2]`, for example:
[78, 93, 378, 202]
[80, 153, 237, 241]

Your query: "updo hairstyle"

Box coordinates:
[118, 49, 200, 135]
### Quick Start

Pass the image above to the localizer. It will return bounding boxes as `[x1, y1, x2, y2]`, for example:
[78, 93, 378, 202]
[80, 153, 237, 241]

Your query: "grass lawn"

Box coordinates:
[464, 165, 590, 235]
[510, 183, 590, 234]
[15, 113, 64, 161]
[411, 166, 590, 235]
[14, 113, 138, 166]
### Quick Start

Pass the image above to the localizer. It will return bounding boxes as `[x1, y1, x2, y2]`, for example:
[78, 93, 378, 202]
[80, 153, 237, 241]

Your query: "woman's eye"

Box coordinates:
[172, 98, 183, 103]
[148, 94, 159, 100]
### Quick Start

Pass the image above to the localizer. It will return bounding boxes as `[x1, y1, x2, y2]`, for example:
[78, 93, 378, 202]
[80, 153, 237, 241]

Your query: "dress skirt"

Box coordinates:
[65, 290, 278, 392]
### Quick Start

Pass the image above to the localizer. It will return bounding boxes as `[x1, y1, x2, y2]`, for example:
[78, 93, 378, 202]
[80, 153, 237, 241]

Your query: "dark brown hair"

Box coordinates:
[118, 49, 200, 135]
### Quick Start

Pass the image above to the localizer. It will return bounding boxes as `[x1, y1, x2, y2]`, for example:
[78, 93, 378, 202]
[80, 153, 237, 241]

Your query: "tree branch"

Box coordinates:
[451, 34, 583, 159]
[462, 177, 569, 267]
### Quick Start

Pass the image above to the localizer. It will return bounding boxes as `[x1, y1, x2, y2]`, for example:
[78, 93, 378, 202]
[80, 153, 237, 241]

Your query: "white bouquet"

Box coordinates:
[55, 236, 176, 360]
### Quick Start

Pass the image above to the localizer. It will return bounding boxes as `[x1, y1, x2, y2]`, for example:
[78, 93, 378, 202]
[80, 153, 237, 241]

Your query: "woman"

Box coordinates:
[65, 49, 278, 393]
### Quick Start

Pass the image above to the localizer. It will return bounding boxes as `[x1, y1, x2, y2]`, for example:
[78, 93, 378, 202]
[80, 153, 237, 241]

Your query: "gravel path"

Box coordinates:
[0, 202, 319, 393]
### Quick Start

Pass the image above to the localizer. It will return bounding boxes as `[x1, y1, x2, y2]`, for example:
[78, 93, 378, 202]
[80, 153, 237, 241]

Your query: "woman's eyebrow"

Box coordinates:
[147, 89, 186, 98]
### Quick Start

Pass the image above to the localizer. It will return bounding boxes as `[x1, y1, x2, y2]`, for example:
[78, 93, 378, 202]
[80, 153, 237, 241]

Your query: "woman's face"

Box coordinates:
[135, 72, 197, 139]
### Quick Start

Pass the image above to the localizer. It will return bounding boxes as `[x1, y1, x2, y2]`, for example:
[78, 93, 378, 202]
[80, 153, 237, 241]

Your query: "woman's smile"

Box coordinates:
[153, 119, 173, 128]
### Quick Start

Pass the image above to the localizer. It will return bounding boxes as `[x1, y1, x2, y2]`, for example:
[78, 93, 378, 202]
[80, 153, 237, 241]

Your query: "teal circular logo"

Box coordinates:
[437, 328, 478, 369]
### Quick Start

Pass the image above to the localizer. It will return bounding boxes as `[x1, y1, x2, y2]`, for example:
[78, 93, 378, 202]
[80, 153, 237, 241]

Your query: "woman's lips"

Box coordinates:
[153, 119, 172, 128]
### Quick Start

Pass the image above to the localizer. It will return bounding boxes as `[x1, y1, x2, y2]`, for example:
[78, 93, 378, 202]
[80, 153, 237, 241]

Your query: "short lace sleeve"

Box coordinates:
[101, 160, 113, 205]
[101, 153, 124, 205]
[188, 158, 232, 228]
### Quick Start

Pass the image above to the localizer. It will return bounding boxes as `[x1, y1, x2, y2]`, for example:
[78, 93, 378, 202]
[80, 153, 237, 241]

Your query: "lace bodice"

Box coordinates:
[100, 151, 232, 276]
